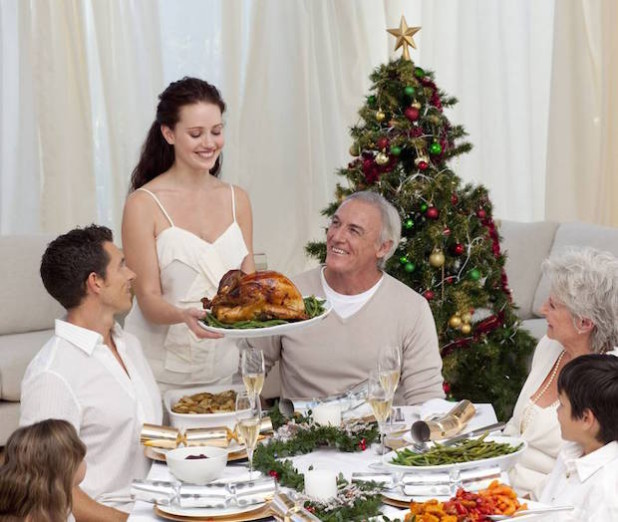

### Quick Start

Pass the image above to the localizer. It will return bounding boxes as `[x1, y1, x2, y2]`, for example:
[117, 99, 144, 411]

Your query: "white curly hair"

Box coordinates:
[542, 247, 618, 353]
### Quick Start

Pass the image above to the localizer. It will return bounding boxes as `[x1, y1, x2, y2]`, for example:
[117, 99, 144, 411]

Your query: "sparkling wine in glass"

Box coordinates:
[235, 390, 262, 479]
[368, 371, 393, 459]
[241, 348, 265, 405]
[378, 345, 401, 398]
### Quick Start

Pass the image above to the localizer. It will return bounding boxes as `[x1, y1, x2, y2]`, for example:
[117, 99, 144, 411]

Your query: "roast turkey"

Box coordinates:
[202, 270, 308, 323]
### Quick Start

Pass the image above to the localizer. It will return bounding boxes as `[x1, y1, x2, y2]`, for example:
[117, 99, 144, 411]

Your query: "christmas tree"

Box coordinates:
[306, 18, 536, 420]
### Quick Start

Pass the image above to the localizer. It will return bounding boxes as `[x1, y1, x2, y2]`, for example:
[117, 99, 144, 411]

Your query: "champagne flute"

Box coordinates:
[378, 345, 401, 430]
[241, 348, 265, 406]
[367, 371, 393, 459]
[235, 390, 262, 479]
[378, 345, 401, 398]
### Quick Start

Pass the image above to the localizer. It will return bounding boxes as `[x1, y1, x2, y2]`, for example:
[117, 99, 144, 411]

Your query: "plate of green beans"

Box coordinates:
[384, 434, 527, 473]
[198, 296, 331, 338]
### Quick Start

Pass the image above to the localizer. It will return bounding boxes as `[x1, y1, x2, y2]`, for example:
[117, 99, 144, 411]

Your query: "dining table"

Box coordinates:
[129, 400, 500, 521]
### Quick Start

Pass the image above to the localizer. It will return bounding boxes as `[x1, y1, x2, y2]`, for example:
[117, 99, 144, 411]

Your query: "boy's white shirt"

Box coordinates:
[539, 440, 618, 520]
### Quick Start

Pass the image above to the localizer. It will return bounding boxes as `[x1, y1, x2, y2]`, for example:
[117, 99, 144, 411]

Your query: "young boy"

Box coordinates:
[539, 353, 618, 520]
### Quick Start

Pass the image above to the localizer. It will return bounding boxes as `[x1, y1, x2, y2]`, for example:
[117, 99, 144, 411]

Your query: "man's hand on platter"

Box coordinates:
[182, 307, 224, 339]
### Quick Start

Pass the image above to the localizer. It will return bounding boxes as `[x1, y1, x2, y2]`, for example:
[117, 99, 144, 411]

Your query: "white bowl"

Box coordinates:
[164, 384, 244, 431]
[166, 446, 228, 485]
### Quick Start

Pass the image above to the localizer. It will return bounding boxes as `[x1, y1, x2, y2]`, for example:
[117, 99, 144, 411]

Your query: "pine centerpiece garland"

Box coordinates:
[253, 407, 384, 521]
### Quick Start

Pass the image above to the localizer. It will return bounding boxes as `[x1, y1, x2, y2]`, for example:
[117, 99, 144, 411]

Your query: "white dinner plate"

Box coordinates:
[198, 299, 332, 338]
[383, 435, 527, 473]
[157, 500, 266, 518]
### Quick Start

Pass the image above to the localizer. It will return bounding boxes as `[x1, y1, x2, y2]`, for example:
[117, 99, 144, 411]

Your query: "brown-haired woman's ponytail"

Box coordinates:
[130, 121, 174, 191]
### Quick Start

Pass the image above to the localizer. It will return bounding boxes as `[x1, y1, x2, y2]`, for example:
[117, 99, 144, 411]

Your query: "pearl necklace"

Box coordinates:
[520, 350, 566, 433]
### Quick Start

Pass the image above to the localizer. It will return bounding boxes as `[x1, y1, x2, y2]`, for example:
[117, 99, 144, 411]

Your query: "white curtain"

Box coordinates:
[1, 0, 562, 274]
[0, 0, 162, 235]
[545, 0, 618, 227]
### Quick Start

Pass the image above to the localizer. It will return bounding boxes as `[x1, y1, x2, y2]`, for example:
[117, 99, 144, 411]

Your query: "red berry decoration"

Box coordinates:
[476, 209, 487, 219]
[404, 106, 420, 122]
[268, 470, 280, 480]
[376, 137, 389, 150]
[426, 207, 439, 219]
[423, 290, 435, 300]
[443, 382, 451, 394]
[451, 193, 459, 205]
[359, 438, 367, 451]
[362, 159, 373, 173]
[453, 243, 465, 256]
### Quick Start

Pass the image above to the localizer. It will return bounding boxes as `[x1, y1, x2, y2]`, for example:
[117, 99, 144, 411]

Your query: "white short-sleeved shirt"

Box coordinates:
[20, 319, 163, 510]
[539, 441, 618, 520]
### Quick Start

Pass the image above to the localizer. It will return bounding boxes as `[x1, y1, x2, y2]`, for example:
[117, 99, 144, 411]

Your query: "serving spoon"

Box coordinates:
[486, 505, 573, 520]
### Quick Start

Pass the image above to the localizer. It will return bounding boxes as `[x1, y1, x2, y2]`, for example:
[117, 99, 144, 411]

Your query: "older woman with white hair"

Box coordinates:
[504, 247, 618, 499]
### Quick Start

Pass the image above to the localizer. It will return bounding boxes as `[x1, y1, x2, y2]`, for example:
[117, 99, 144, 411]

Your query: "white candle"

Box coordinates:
[312, 402, 342, 427]
[304, 469, 338, 500]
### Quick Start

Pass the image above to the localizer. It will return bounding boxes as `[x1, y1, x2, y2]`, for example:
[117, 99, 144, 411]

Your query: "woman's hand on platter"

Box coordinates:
[182, 308, 224, 339]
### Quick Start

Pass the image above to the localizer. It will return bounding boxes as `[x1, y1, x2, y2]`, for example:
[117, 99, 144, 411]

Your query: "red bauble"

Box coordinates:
[426, 207, 439, 219]
[362, 159, 373, 173]
[376, 137, 389, 150]
[442, 382, 451, 394]
[404, 106, 420, 122]
[423, 290, 435, 300]
[453, 243, 465, 256]
[476, 209, 487, 219]
[268, 470, 280, 480]
[417, 161, 428, 171]
[409, 127, 423, 138]
[451, 194, 459, 205]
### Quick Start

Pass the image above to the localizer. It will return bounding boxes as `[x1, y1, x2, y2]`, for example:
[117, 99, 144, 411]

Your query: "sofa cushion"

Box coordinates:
[0, 329, 52, 401]
[499, 220, 559, 320]
[0, 401, 20, 446]
[532, 222, 618, 316]
[0, 235, 64, 335]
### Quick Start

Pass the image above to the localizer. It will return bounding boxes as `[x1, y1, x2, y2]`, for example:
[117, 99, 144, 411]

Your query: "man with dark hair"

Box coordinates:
[20, 225, 162, 521]
[539, 354, 618, 520]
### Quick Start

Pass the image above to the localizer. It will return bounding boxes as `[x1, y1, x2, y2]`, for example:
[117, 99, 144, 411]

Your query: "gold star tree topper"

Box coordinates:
[387, 16, 421, 60]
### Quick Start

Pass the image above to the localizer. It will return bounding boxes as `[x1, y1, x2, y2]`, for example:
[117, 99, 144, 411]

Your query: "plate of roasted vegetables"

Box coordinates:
[398, 481, 544, 521]
[384, 434, 527, 473]
[199, 270, 331, 338]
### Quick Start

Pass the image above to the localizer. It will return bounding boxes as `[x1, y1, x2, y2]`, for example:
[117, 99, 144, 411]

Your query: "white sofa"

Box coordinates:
[0, 235, 63, 445]
[500, 220, 618, 339]
[2, 222, 618, 445]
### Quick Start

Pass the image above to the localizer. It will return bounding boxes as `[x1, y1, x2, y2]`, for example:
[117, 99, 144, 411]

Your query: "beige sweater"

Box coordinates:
[245, 267, 445, 405]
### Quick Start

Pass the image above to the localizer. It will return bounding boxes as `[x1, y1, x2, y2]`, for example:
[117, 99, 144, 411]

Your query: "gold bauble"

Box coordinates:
[429, 250, 445, 267]
[375, 152, 389, 165]
[411, 100, 421, 109]
[349, 144, 360, 157]
[376, 110, 386, 122]
[461, 323, 472, 335]
[449, 315, 462, 328]
[461, 312, 473, 324]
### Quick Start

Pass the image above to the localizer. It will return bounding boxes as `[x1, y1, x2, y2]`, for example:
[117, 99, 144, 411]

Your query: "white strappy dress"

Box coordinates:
[123, 186, 248, 389]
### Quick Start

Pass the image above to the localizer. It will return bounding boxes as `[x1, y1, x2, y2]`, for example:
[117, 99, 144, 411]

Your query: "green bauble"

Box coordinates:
[420, 203, 428, 212]
[404, 262, 416, 273]
[390, 145, 402, 156]
[399, 255, 409, 265]
[403, 218, 414, 230]
[414, 67, 426, 78]
[404, 86, 415, 97]
[469, 268, 481, 281]
[368, 95, 377, 107]
[429, 142, 442, 155]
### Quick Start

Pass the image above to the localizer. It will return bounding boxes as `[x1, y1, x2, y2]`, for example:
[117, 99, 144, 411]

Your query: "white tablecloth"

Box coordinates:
[129, 402, 498, 521]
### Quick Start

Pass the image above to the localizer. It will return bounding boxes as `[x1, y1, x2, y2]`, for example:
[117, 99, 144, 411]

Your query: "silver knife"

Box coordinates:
[439, 421, 506, 447]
